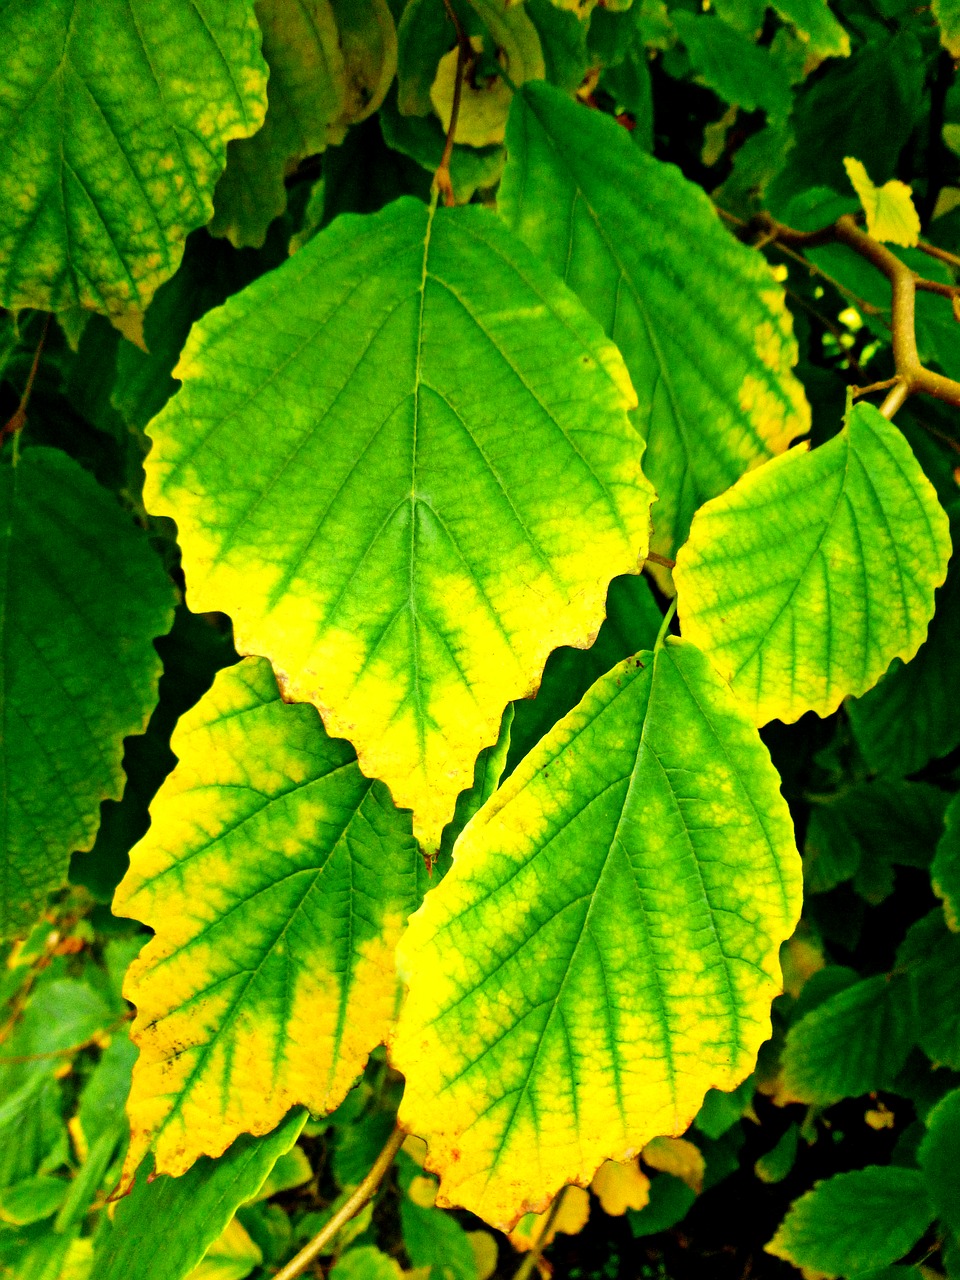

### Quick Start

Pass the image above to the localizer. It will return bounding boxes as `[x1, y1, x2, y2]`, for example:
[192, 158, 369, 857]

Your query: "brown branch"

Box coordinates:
[729, 209, 960, 416]
[917, 238, 960, 272]
[0, 313, 51, 448]
[272, 1124, 405, 1280]
[434, 0, 472, 208]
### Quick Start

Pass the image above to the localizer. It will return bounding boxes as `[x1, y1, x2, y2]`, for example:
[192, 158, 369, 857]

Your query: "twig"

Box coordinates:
[0, 313, 51, 449]
[733, 210, 960, 415]
[272, 1124, 405, 1280]
[917, 238, 960, 271]
[645, 551, 676, 570]
[513, 1187, 569, 1280]
[434, 0, 472, 208]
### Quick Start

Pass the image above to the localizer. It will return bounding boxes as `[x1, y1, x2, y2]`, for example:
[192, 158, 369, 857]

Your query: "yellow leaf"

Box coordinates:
[641, 1137, 705, 1193]
[591, 1160, 651, 1216]
[408, 1176, 439, 1208]
[430, 38, 514, 148]
[508, 1186, 591, 1252]
[844, 156, 921, 247]
[467, 1231, 499, 1280]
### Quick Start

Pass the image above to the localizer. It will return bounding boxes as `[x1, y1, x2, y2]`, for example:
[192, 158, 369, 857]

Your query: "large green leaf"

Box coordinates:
[674, 404, 951, 727]
[210, 0, 346, 249]
[670, 13, 793, 119]
[0, 448, 175, 939]
[766, 1168, 935, 1277]
[114, 658, 425, 1179]
[392, 638, 801, 1229]
[96, 1110, 306, 1280]
[499, 81, 809, 587]
[144, 196, 651, 851]
[0, 0, 267, 318]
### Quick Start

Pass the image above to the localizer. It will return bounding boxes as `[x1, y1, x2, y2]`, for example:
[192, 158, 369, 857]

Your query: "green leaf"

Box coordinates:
[671, 12, 793, 119]
[898, 911, 960, 1071]
[379, 89, 506, 202]
[392, 638, 801, 1228]
[755, 1125, 799, 1184]
[0, 1176, 67, 1227]
[768, 0, 851, 58]
[674, 403, 951, 727]
[847, 525, 960, 777]
[627, 1175, 696, 1238]
[803, 781, 948, 900]
[527, 0, 591, 92]
[500, 81, 809, 587]
[506, 573, 664, 774]
[918, 1087, 960, 1240]
[0, 448, 175, 939]
[328, 0, 397, 135]
[0, 0, 268, 318]
[330, 1246, 404, 1280]
[210, 0, 346, 249]
[96, 1110, 306, 1280]
[780, 974, 917, 1105]
[114, 658, 424, 1180]
[400, 1173, 480, 1280]
[143, 196, 651, 851]
[933, 795, 960, 931]
[766, 1167, 935, 1277]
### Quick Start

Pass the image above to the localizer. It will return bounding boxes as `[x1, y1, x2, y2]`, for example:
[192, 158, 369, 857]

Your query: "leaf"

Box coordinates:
[144, 196, 651, 851]
[0, 448, 175, 939]
[779, 974, 917, 1105]
[933, 796, 960, 931]
[401, 1184, 480, 1280]
[898, 911, 960, 1070]
[507, 1186, 591, 1252]
[933, 0, 960, 57]
[186, 1218, 262, 1280]
[96, 1111, 306, 1280]
[328, 0, 398, 135]
[527, 0, 591, 93]
[641, 1138, 705, 1194]
[755, 1125, 799, 1184]
[210, 0, 346, 249]
[627, 1174, 695, 1238]
[379, 89, 506, 202]
[431, 1, 545, 150]
[330, 1247, 405, 1280]
[803, 781, 948, 900]
[918, 1087, 960, 1240]
[0, 1176, 67, 1227]
[847, 522, 960, 777]
[768, 0, 851, 59]
[0, 0, 267, 319]
[674, 403, 951, 727]
[844, 158, 921, 248]
[391, 639, 801, 1228]
[671, 13, 793, 119]
[591, 1160, 651, 1216]
[500, 81, 808, 589]
[766, 1168, 935, 1277]
[115, 658, 425, 1180]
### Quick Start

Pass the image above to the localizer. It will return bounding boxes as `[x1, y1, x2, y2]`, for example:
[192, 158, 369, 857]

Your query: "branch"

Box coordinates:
[0, 313, 51, 450]
[434, 0, 472, 208]
[734, 210, 960, 417]
[272, 1124, 405, 1280]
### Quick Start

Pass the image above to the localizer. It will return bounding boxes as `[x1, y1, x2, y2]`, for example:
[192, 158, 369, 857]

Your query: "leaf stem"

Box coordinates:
[654, 597, 678, 653]
[434, 0, 472, 208]
[1, 313, 51, 459]
[272, 1124, 405, 1280]
[512, 1186, 569, 1280]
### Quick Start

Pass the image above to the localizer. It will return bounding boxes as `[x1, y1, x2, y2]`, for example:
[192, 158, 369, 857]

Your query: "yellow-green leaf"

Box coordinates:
[186, 1218, 262, 1280]
[0, 0, 267, 318]
[114, 658, 425, 1181]
[768, 0, 850, 59]
[211, 0, 346, 249]
[144, 197, 651, 851]
[392, 639, 801, 1229]
[674, 403, 951, 727]
[844, 156, 921, 247]
[500, 82, 808, 591]
[1, 449, 175, 939]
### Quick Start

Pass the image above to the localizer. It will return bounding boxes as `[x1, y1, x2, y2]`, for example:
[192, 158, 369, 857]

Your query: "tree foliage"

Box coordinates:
[3, 0, 960, 1277]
